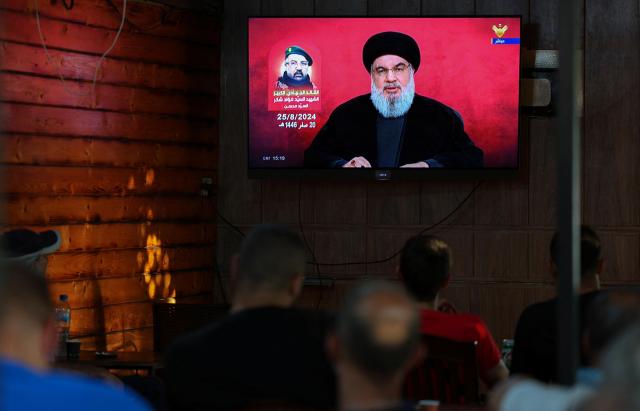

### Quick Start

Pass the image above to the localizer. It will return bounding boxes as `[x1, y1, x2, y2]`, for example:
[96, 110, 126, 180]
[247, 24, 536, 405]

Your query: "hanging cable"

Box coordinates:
[34, 0, 128, 100]
[215, 181, 483, 268]
[307, 181, 483, 267]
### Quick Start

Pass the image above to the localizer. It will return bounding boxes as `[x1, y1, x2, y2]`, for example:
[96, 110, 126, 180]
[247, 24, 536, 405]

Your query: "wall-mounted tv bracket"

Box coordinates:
[521, 49, 581, 117]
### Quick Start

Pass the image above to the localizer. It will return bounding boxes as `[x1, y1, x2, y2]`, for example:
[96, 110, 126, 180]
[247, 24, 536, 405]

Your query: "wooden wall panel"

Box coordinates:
[439, 283, 471, 313]
[474, 181, 529, 226]
[315, 0, 367, 15]
[47, 245, 215, 280]
[261, 0, 314, 14]
[1, 0, 221, 352]
[6, 195, 215, 225]
[436, 229, 475, 278]
[530, 0, 560, 49]
[5, 166, 210, 196]
[215, 226, 246, 274]
[3, 135, 216, 169]
[528, 230, 554, 282]
[598, 232, 640, 284]
[365, 229, 411, 277]
[584, 0, 640, 226]
[528, 119, 556, 227]
[51, 223, 215, 251]
[468, 284, 555, 340]
[367, 182, 421, 226]
[0, 10, 217, 68]
[420, 182, 476, 226]
[71, 302, 154, 336]
[421, 0, 474, 15]
[301, 182, 367, 225]
[475, 0, 529, 17]
[296, 280, 353, 311]
[0, 42, 217, 94]
[77, 328, 154, 352]
[3, 0, 219, 45]
[474, 230, 529, 280]
[48, 270, 213, 308]
[368, 0, 420, 15]
[310, 228, 367, 277]
[3, 104, 216, 144]
[0, 73, 217, 118]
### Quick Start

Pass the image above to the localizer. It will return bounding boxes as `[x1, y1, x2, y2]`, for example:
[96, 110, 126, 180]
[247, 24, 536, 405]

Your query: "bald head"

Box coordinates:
[337, 281, 420, 382]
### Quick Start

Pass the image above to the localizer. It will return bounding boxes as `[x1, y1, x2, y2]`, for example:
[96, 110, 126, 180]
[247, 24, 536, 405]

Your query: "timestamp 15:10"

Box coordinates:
[262, 155, 287, 161]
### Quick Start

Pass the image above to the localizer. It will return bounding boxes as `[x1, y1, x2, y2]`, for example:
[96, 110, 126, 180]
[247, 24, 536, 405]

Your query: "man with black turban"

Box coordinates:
[304, 31, 483, 168]
[276, 45, 317, 90]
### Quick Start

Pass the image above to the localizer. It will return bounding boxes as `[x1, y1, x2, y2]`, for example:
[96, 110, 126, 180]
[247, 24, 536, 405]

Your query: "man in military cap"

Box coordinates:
[304, 31, 483, 168]
[276, 45, 317, 90]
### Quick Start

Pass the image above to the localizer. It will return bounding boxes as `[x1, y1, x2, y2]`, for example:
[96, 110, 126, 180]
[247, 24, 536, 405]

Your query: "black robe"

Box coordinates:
[303, 94, 484, 168]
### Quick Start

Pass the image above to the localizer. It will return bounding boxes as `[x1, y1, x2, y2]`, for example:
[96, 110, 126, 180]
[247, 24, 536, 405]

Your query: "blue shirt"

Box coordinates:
[0, 358, 151, 411]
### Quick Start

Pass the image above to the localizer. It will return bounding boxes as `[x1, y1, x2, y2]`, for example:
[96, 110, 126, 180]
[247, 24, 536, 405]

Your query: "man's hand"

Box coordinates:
[400, 161, 429, 168]
[342, 156, 372, 168]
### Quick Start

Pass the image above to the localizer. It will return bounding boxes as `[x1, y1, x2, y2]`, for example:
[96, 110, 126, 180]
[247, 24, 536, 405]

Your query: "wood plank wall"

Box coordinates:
[218, 0, 640, 342]
[0, 0, 221, 352]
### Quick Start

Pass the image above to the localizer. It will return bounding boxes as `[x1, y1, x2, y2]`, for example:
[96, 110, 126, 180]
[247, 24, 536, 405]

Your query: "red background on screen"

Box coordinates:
[249, 17, 521, 168]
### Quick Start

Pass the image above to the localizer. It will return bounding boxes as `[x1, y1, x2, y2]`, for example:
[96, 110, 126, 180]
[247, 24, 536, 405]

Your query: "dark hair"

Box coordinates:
[585, 289, 640, 362]
[0, 262, 53, 325]
[399, 235, 451, 302]
[237, 224, 307, 293]
[337, 281, 419, 382]
[550, 225, 602, 278]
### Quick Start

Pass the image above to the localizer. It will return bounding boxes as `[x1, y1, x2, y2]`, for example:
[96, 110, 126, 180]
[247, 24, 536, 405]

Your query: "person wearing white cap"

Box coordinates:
[0, 228, 61, 275]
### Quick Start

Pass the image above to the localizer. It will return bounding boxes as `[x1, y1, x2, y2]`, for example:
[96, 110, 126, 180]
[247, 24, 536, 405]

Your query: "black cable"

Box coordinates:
[214, 181, 482, 268]
[307, 180, 483, 267]
[215, 208, 245, 239]
[213, 259, 228, 305]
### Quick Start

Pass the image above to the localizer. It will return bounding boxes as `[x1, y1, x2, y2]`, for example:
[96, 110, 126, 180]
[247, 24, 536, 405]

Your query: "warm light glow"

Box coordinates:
[136, 251, 144, 269]
[140, 227, 175, 302]
[148, 281, 156, 299]
[127, 175, 136, 190]
[145, 169, 155, 187]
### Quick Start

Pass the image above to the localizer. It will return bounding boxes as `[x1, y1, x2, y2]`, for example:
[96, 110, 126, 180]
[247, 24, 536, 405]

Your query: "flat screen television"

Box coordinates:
[248, 16, 521, 179]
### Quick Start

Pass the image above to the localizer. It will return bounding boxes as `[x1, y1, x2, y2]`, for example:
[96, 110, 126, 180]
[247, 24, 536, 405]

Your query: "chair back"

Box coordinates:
[404, 334, 479, 404]
[153, 302, 229, 353]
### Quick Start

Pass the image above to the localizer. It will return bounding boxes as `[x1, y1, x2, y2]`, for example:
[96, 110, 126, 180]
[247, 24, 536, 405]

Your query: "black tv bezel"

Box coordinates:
[246, 15, 524, 181]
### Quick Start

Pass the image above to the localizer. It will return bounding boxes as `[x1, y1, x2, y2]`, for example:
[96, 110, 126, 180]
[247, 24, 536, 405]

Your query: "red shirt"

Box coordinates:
[419, 309, 501, 375]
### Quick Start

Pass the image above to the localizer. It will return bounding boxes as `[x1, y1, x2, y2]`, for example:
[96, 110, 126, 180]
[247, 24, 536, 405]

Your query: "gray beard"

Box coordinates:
[370, 72, 415, 118]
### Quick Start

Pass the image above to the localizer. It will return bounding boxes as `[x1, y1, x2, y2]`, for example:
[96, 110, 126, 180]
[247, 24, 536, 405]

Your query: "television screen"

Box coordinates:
[248, 17, 521, 178]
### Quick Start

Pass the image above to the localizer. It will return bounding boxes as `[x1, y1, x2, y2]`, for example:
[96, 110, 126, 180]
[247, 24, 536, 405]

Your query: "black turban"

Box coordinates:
[362, 32, 420, 72]
[285, 45, 313, 66]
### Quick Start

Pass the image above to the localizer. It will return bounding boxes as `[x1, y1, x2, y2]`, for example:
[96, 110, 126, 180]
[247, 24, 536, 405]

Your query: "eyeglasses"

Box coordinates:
[285, 60, 309, 68]
[373, 64, 411, 78]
